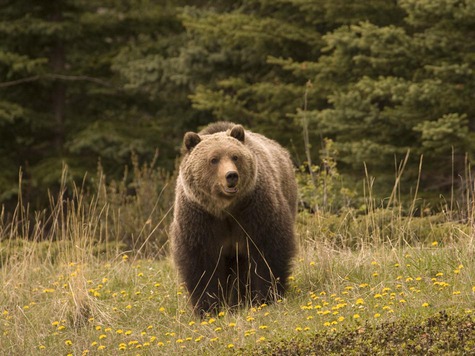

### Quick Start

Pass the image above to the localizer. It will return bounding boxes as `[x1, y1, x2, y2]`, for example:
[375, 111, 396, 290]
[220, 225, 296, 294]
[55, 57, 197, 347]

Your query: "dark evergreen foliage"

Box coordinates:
[1, 0, 474, 207]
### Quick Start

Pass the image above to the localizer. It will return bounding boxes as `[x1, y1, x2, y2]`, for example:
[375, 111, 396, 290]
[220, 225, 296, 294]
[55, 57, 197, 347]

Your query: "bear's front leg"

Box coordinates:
[247, 248, 287, 305]
[175, 243, 228, 316]
[238, 207, 296, 306]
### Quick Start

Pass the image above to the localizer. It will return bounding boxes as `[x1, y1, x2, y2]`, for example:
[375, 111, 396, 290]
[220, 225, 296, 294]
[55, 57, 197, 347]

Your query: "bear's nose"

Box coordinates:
[225, 171, 239, 187]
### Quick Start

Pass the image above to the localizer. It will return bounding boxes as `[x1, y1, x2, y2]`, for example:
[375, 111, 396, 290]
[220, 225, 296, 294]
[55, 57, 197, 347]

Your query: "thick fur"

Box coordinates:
[171, 121, 297, 315]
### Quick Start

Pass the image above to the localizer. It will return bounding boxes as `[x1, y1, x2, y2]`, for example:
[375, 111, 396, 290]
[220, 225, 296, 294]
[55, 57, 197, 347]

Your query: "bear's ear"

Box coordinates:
[229, 125, 245, 142]
[184, 132, 201, 151]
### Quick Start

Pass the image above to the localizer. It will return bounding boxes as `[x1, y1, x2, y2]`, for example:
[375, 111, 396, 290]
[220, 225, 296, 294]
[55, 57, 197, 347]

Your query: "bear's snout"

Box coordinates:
[225, 171, 239, 188]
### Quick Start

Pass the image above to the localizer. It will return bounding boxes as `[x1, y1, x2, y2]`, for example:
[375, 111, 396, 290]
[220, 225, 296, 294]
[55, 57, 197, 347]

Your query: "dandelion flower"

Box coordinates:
[422, 302, 430, 307]
[353, 314, 360, 319]
[244, 329, 256, 337]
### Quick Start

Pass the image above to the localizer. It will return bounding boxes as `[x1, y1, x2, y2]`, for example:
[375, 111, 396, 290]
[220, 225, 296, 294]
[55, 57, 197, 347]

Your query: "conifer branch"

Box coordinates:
[0, 74, 116, 88]
[0, 76, 40, 87]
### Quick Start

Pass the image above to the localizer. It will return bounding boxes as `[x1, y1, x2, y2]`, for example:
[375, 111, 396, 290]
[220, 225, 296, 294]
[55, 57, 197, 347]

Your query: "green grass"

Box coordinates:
[1, 210, 474, 355]
[1, 165, 475, 355]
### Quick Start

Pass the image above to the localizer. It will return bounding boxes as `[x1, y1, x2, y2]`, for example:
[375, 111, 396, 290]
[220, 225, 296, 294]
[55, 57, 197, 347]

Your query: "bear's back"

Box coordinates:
[245, 131, 297, 217]
[199, 121, 235, 135]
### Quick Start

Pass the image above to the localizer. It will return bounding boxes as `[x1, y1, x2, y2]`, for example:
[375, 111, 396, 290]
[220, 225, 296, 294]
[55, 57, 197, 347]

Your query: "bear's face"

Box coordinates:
[179, 125, 257, 215]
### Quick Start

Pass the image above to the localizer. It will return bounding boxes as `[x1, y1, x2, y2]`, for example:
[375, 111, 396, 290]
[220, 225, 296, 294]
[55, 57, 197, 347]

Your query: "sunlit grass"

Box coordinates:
[1, 165, 474, 354]
[1, 227, 474, 354]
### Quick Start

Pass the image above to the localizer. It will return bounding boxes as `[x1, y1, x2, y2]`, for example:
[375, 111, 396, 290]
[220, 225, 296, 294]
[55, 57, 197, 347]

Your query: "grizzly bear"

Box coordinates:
[170, 122, 297, 315]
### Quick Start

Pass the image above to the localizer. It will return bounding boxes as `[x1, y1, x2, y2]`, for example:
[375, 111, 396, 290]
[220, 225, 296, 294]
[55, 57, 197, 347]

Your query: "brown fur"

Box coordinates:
[170, 122, 297, 315]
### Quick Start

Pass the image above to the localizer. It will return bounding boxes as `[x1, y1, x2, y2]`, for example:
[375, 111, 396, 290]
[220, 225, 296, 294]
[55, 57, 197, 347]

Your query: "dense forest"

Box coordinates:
[1, 0, 474, 210]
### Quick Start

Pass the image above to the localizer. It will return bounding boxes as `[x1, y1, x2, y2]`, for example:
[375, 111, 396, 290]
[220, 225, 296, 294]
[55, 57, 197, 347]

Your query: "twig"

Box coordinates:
[0, 73, 117, 89]
[302, 80, 319, 210]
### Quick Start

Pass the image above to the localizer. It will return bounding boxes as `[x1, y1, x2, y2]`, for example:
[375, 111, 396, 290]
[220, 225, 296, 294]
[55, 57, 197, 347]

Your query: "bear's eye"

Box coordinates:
[231, 155, 239, 162]
[210, 157, 219, 165]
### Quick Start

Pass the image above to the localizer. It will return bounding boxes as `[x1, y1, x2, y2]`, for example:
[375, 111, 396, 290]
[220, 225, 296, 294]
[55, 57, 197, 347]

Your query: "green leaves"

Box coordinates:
[414, 113, 472, 154]
[0, 101, 24, 123]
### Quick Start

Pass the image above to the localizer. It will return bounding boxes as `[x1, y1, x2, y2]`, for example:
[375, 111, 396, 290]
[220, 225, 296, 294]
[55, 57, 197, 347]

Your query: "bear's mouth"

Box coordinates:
[223, 186, 239, 195]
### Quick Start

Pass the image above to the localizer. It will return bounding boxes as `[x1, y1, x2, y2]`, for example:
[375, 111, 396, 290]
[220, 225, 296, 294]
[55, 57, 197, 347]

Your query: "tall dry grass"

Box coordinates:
[0, 156, 474, 354]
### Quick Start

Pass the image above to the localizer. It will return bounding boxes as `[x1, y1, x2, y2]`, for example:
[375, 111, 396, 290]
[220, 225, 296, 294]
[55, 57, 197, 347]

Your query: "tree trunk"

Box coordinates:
[50, 7, 66, 156]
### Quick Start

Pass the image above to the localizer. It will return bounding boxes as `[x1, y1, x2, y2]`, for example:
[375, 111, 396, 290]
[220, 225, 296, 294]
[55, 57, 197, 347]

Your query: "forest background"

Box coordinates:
[1, 0, 474, 213]
[2, 2, 475, 353]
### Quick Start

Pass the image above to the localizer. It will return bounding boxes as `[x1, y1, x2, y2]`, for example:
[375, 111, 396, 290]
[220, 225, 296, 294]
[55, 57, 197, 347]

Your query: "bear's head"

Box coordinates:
[179, 125, 257, 216]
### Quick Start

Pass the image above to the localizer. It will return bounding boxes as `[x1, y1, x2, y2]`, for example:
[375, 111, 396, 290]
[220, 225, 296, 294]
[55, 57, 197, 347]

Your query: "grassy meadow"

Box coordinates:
[1, 170, 475, 355]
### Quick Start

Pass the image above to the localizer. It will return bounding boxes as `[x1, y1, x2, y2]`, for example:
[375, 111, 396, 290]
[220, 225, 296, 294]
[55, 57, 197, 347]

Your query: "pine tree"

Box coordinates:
[0, 0, 186, 205]
[178, 0, 409, 185]
[177, 0, 323, 145]
[308, 0, 475, 193]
